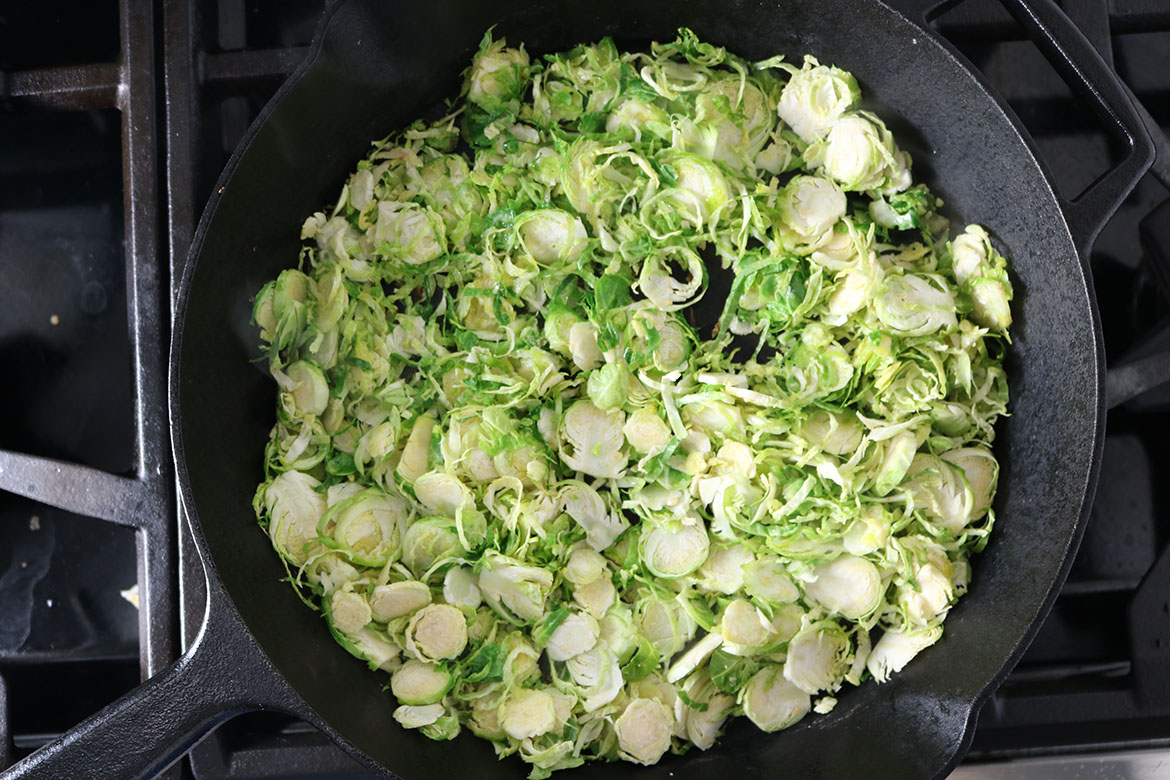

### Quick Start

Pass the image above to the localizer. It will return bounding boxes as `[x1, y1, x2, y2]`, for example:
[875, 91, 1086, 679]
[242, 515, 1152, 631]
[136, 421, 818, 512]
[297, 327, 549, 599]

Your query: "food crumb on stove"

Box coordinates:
[46, 599, 54, 608]
[29, 515, 40, 531]
[49, 314, 59, 326]
[813, 697, 838, 715]
[121, 584, 141, 609]
[20, 561, 27, 569]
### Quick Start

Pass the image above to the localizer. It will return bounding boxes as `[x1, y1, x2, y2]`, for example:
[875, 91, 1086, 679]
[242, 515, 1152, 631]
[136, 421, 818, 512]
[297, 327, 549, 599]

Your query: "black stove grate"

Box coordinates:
[1, 0, 1169, 776]
[0, 0, 176, 772]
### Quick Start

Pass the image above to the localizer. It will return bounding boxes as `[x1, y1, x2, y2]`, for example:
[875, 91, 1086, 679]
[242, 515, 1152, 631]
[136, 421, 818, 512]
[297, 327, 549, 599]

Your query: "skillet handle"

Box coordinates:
[885, 0, 1154, 258]
[0, 610, 272, 780]
[998, 0, 1153, 256]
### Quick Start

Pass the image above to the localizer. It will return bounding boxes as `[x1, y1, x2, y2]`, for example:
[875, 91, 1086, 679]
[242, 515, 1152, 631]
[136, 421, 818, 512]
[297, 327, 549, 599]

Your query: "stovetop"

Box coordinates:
[1, 1, 1169, 777]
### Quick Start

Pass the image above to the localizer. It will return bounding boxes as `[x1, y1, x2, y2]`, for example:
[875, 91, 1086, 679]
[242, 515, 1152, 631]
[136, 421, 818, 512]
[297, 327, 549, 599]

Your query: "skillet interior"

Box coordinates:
[173, 0, 1102, 777]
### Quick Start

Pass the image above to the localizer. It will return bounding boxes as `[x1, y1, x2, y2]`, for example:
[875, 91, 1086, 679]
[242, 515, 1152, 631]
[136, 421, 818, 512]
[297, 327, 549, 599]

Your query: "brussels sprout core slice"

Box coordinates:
[743, 666, 811, 732]
[615, 698, 674, 765]
[392, 660, 454, 705]
[641, 521, 710, 578]
[406, 604, 468, 662]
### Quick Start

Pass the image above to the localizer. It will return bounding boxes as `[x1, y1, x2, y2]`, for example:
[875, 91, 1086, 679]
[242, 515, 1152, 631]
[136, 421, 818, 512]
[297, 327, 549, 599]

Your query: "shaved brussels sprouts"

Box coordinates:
[374, 202, 446, 265]
[695, 543, 753, 594]
[261, 470, 326, 566]
[586, 363, 629, 411]
[284, 360, 329, 417]
[678, 670, 735, 750]
[667, 153, 733, 226]
[777, 57, 860, 143]
[806, 112, 910, 194]
[405, 604, 468, 662]
[637, 593, 697, 660]
[564, 546, 608, 585]
[253, 27, 1011, 776]
[778, 175, 847, 244]
[320, 489, 406, 567]
[401, 517, 464, 576]
[784, 621, 851, 695]
[394, 703, 446, 729]
[466, 31, 531, 116]
[742, 666, 811, 732]
[802, 554, 883, 620]
[641, 520, 710, 578]
[720, 598, 777, 654]
[559, 400, 626, 479]
[545, 611, 600, 661]
[561, 481, 628, 552]
[501, 688, 558, 741]
[443, 565, 482, 609]
[517, 209, 589, 264]
[867, 626, 944, 682]
[743, 555, 802, 605]
[370, 581, 432, 622]
[951, 224, 1013, 331]
[479, 552, 554, 623]
[615, 698, 674, 765]
[666, 631, 723, 684]
[329, 589, 372, 635]
[391, 660, 454, 706]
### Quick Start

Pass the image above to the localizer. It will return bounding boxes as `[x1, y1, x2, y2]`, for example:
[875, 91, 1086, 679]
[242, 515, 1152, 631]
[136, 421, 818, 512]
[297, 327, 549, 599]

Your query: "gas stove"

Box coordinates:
[1, 1, 1168, 778]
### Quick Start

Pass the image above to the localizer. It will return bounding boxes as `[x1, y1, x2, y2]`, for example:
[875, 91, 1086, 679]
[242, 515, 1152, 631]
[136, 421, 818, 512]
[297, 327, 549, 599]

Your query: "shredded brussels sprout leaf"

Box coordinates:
[253, 27, 1012, 777]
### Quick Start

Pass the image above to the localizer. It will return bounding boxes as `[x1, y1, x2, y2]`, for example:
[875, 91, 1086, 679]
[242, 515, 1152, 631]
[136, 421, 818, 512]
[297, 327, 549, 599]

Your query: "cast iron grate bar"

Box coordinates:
[120, 0, 174, 687]
[0, 453, 153, 528]
[1061, 0, 1113, 62]
[1058, 577, 1144, 595]
[0, 676, 10, 771]
[202, 48, 310, 86]
[3, 64, 120, 110]
[1004, 661, 1133, 684]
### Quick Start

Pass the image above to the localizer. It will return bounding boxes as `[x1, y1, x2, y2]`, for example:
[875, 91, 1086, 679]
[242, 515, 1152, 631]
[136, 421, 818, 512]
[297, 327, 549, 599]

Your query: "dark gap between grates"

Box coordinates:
[191, 714, 372, 780]
[931, 0, 1127, 202]
[0, 491, 141, 764]
[1095, 192, 1170, 362]
[0, 108, 135, 475]
[189, 89, 279, 213]
[241, 0, 321, 49]
[217, 94, 263, 162]
[0, 658, 140, 762]
[0, 1, 120, 71]
[207, 0, 321, 52]
[1013, 591, 1131, 668]
[0, 494, 139, 660]
[1072, 434, 1156, 584]
[1113, 30, 1170, 105]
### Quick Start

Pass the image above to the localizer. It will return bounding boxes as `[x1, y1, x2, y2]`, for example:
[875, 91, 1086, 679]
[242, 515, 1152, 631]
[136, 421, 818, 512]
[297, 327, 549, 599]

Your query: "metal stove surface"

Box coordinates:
[1, 0, 1169, 777]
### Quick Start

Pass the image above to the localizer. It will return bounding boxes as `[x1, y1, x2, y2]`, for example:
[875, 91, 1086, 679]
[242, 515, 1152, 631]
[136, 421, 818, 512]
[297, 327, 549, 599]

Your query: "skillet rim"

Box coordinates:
[168, 1, 1108, 777]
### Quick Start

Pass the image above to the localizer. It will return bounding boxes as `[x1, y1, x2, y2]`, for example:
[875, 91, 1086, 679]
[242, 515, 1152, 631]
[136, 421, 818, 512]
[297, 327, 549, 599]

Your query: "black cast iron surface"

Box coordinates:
[165, 0, 1143, 779]
[1, 0, 1166, 777]
[161, 1, 1170, 767]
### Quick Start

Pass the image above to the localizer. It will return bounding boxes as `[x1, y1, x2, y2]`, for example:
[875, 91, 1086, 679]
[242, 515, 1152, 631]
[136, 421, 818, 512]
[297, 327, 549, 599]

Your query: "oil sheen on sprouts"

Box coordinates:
[251, 28, 1013, 777]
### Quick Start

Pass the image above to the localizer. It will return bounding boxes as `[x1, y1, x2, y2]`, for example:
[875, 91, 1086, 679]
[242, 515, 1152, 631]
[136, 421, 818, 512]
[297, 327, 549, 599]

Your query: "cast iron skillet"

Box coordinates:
[3, 0, 1154, 778]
